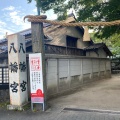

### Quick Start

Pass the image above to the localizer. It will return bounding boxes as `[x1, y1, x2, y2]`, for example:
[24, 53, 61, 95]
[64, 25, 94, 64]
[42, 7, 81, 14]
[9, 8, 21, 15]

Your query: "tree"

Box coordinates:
[90, 32, 120, 55]
[27, 0, 120, 38]
[27, 0, 66, 14]
[77, 0, 120, 39]
[27, 0, 120, 55]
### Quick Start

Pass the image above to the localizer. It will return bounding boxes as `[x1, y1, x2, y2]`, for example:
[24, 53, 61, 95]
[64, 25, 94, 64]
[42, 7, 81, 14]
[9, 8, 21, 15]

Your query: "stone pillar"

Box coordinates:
[7, 34, 28, 110]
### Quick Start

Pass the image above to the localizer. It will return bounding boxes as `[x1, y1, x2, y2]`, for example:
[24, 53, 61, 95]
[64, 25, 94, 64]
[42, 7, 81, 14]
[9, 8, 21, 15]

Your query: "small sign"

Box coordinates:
[30, 57, 41, 71]
[29, 53, 44, 110]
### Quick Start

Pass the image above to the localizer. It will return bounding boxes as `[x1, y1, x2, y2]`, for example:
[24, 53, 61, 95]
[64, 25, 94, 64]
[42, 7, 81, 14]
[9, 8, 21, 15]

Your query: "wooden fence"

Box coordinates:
[45, 44, 85, 56]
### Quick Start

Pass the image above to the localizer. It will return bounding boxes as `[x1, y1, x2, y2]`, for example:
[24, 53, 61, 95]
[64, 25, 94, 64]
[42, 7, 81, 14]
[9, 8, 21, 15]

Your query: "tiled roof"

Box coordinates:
[0, 38, 32, 55]
[84, 43, 104, 50]
[0, 23, 52, 55]
[84, 43, 113, 56]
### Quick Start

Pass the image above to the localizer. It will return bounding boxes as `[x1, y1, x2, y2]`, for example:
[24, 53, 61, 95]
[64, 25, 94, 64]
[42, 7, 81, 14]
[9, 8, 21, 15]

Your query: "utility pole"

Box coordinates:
[37, 5, 40, 15]
[36, 0, 40, 15]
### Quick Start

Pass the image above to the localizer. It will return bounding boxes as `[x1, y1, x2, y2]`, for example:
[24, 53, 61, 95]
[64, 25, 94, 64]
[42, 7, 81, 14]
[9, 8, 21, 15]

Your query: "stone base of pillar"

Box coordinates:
[7, 102, 29, 111]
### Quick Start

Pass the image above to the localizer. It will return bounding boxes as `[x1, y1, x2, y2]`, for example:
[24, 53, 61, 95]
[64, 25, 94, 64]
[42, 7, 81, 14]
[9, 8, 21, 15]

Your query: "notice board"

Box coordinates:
[29, 53, 44, 104]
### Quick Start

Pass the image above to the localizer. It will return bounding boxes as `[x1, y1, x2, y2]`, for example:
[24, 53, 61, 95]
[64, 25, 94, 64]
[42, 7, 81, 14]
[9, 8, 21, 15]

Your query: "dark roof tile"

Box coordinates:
[84, 43, 113, 56]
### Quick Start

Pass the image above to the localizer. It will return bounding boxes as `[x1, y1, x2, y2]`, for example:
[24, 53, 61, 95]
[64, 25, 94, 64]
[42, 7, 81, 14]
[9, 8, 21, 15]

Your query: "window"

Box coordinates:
[66, 36, 77, 48]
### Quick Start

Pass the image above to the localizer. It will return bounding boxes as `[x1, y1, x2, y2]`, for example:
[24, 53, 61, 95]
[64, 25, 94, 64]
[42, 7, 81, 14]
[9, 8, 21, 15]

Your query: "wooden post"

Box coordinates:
[31, 22, 47, 110]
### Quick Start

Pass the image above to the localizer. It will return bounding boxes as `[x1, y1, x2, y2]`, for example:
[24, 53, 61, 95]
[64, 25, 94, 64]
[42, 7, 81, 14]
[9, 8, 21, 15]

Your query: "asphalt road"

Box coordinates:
[0, 74, 120, 120]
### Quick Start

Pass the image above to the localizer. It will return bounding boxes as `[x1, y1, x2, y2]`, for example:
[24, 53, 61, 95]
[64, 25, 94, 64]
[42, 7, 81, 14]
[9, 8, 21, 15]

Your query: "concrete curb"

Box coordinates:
[63, 108, 120, 114]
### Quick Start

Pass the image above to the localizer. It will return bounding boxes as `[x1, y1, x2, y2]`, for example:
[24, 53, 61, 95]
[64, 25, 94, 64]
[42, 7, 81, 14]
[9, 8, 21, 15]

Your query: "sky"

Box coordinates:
[0, 0, 58, 39]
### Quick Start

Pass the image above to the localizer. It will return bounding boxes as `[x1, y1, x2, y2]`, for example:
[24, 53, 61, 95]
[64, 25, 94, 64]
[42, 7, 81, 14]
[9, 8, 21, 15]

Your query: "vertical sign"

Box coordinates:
[29, 53, 44, 110]
[8, 34, 28, 109]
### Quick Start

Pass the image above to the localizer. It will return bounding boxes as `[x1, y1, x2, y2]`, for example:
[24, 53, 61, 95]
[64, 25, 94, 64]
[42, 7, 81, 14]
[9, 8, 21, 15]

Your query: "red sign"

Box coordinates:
[30, 57, 40, 71]
[31, 89, 44, 103]
[31, 89, 44, 97]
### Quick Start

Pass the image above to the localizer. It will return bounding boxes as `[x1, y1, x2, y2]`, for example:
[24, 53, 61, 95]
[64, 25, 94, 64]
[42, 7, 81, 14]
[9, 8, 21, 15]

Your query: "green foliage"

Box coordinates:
[27, 0, 66, 13]
[77, 0, 120, 39]
[27, 0, 120, 37]
[109, 34, 120, 55]
[0, 101, 9, 108]
[91, 33, 120, 55]
[27, 0, 120, 54]
[23, 103, 31, 110]
[57, 10, 67, 20]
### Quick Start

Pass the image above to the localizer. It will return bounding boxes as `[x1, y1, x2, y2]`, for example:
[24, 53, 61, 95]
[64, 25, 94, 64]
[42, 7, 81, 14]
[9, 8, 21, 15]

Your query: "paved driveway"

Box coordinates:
[1, 74, 120, 120]
[50, 74, 120, 111]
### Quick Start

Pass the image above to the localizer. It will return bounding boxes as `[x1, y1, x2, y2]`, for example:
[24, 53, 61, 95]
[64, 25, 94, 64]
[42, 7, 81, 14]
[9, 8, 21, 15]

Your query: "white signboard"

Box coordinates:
[29, 53, 44, 105]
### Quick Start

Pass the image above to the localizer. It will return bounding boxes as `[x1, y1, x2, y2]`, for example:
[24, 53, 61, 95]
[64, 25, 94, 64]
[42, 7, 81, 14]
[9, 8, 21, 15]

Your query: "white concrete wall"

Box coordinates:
[83, 59, 92, 74]
[46, 56, 111, 97]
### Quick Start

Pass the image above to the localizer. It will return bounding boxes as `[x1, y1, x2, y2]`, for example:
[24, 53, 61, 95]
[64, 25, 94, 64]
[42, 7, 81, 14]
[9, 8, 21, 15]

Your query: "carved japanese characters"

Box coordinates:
[10, 81, 19, 93]
[20, 81, 27, 92]
[10, 81, 27, 93]
[19, 43, 25, 53]
[9, 62, 18, 73]
[9, 62, 26, 73]
[19, 62, 26, 72]
[9, 43, 17, 53]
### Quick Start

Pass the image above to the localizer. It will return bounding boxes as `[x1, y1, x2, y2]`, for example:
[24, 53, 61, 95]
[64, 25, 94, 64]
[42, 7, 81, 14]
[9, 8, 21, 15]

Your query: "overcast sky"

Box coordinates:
[0, 0, 57, 39]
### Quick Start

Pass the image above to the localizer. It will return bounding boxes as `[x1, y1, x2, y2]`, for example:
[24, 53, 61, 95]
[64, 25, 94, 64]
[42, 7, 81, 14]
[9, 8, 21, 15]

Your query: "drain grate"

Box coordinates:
[63, 108, 120, 114]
